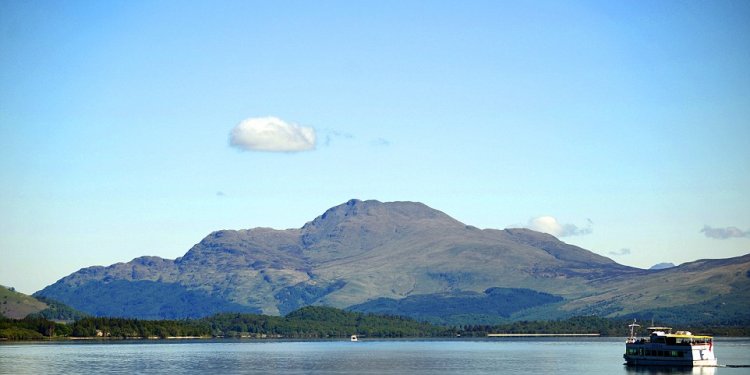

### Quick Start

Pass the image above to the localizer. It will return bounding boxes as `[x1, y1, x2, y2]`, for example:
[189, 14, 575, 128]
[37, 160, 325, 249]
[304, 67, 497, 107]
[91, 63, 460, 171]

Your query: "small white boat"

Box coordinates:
[624, 321, 717, 367]
[350, 335, 358, 342]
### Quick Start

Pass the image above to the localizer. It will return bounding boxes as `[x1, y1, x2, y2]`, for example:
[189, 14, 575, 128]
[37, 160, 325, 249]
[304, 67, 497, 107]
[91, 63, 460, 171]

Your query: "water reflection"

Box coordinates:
[2, 338, 747, 375]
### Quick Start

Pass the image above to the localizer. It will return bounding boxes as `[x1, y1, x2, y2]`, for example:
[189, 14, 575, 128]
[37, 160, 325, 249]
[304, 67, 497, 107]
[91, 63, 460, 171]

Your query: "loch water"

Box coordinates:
[2, 337, 749, 374]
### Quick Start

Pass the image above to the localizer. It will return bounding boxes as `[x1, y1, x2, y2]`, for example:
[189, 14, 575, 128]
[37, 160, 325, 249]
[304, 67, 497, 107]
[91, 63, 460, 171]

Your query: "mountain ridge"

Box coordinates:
[36, 199, 750, 323]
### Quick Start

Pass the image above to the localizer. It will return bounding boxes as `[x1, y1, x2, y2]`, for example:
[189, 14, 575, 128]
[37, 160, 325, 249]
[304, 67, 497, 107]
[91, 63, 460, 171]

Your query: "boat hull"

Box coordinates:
[624, 356, 717, 367]
[624, 344, 717, 367]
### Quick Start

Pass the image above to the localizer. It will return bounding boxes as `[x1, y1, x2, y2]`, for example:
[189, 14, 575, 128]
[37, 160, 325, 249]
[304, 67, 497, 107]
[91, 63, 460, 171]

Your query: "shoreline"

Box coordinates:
[487, 333, 601, 337]
[6, 334, 750, 343]
[3, 334, 607, 342]
[68, 335, 209, 340]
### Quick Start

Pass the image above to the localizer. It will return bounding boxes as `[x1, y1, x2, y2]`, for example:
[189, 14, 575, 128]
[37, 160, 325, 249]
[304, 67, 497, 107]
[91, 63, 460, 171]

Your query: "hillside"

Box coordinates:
[1, 286, 48, 319]
[0, 286, 88, 321]
[565, 255, 750, 317]
[36, 199, 750, 323]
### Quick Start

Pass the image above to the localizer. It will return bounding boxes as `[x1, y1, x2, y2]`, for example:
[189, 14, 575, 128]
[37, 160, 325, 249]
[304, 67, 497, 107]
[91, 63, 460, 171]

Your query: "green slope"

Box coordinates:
[1, 286, 48, 319]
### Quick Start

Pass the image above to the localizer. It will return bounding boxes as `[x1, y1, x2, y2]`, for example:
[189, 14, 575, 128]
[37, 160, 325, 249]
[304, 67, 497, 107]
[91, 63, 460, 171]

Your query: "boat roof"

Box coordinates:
[645, 326, 712, 339]
[647, 326, 673, 331]
[666, 334, 713, 339]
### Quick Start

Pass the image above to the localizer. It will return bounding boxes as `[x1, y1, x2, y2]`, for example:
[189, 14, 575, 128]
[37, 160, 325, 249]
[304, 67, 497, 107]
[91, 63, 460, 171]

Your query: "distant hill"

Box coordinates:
[1, 286, 48, 319]
[649, 263, 676, 270]
[28, 296, 89, 321]
[36, 199, 750, 324]
[1, 285, 87, 321]
[348, 288, 564, 325]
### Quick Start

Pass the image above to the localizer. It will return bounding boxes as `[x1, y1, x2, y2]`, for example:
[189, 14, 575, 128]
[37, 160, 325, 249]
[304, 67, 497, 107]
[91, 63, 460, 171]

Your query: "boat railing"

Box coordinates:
[625, 336, 712, 346]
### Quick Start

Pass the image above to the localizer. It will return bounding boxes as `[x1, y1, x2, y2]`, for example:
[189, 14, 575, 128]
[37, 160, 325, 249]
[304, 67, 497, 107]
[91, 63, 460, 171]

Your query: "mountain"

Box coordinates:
[35, 199, 750, 324]
[649, 262, 676, 270]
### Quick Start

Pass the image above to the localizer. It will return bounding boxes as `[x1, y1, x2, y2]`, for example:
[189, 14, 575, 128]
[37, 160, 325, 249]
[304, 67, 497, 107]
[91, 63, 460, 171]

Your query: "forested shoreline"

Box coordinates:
[3, 306, 749, 341]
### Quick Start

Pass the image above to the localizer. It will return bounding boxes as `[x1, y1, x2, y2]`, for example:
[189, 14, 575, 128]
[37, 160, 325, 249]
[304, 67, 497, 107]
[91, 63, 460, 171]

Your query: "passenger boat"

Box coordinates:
[350, 334, 358, 342]
[624, 321, 717, 367]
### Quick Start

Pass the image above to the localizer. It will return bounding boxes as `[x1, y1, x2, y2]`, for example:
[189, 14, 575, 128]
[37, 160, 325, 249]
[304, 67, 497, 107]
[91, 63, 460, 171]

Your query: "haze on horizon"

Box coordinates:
[1, 1, 749, 295]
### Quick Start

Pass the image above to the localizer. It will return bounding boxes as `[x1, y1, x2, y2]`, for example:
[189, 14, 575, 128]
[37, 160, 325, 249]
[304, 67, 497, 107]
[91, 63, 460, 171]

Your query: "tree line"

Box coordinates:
[3, 306, 749, 341]
[1, 306, 450, 340]
[0, 316, 72, 340]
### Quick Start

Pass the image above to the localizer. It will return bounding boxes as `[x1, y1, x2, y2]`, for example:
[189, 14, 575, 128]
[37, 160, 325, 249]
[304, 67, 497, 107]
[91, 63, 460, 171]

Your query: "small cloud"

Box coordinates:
[700, 225, 750, 239]
[229, 116, 316, 152]
[320, 130, 354, 147]
[526, 216, 592, 237]
[609, 248, 631, 256]
[370, 138, 390, 147]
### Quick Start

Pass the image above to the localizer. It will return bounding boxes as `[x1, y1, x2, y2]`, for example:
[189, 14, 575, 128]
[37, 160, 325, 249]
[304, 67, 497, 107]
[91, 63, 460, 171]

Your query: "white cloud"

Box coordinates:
[229, 116, 316, 152]
[608, 248, 631, 256]
[370, 137, 391, 147]
[701, 225, 750, 239]
[526, 216, 592, 237]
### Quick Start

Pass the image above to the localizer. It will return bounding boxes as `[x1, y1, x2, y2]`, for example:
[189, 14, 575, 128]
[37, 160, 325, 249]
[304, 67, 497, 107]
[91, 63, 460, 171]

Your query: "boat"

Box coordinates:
[624, 321, 717, 367]
[350, 335, 358, 342]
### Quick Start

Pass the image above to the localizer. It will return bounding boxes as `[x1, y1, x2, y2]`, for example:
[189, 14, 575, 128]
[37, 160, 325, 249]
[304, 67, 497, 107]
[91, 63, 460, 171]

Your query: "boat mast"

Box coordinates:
[627, 319, 640, 343]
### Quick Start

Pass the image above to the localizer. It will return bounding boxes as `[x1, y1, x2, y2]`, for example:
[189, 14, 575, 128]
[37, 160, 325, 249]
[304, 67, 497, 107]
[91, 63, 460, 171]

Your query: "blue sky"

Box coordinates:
[2, 1, 749, 294]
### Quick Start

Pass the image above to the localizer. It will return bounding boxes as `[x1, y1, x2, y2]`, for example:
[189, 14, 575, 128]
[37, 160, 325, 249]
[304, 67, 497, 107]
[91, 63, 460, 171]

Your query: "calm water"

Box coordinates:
[1, 338, 749, 374]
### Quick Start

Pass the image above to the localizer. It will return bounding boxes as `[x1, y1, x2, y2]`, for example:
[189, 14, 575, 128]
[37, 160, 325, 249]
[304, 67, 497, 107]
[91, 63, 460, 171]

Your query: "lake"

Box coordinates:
[1, 338, 749, 374]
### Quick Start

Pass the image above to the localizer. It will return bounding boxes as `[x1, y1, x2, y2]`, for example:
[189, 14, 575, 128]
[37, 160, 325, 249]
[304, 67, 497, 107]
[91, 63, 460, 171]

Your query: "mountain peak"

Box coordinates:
[299, 199, 464, 259]
[302, 199, 462, 232]
[649, 262, 676, 270]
